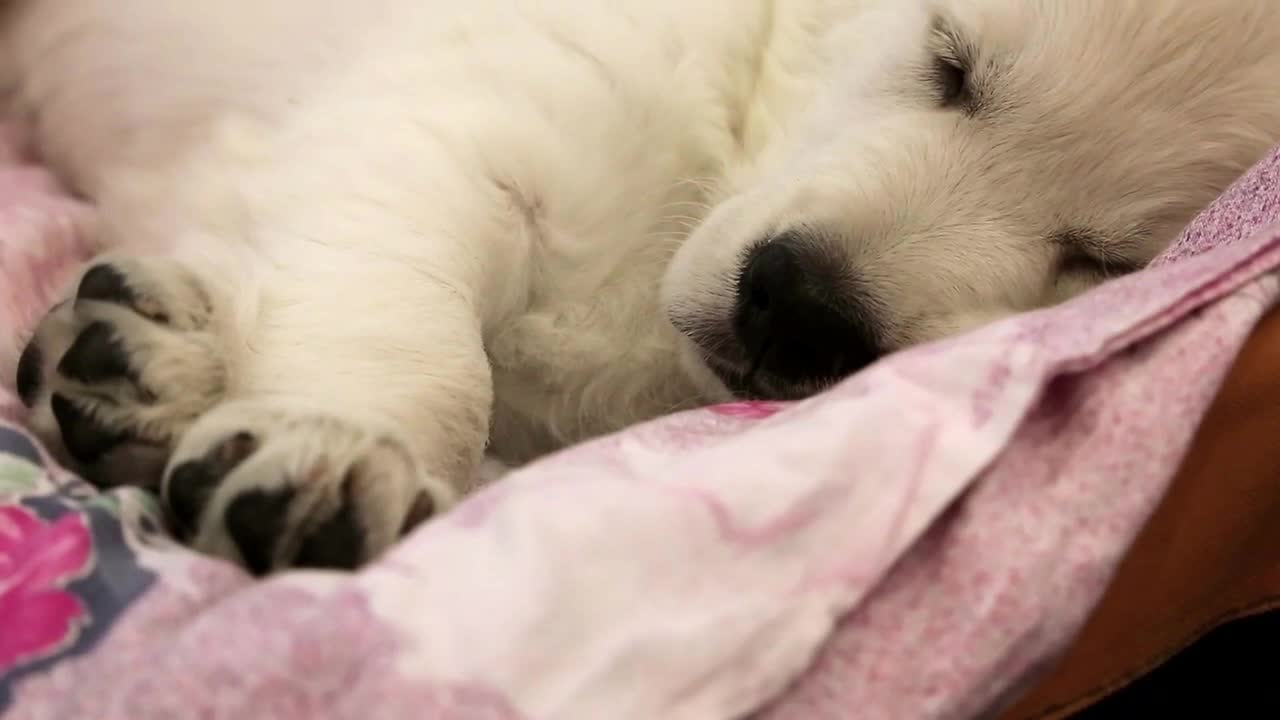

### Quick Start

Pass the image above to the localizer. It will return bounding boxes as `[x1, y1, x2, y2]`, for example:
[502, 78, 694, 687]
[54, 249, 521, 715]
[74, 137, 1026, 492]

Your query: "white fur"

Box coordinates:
[4, 0, 1280, 567]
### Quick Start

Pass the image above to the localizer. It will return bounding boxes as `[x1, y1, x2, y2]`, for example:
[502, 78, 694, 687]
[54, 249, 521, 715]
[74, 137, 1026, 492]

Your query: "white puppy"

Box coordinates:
[4, 0, 1279, 572]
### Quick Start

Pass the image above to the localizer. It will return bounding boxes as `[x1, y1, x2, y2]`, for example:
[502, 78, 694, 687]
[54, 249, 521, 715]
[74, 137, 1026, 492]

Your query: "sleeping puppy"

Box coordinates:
[4, 0, 1279, 573]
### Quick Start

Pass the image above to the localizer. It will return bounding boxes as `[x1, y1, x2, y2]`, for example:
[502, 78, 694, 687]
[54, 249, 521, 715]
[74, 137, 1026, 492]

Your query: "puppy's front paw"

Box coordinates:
[162, 400, 455, 574]
[16, 256, 229, 488]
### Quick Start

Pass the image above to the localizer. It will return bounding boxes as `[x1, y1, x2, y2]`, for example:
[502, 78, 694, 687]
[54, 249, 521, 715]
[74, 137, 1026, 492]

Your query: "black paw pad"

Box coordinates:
[50, 393, 127, 465]
[76, 264, 138, 306]
[56, 322, 134, 385]
[165, 432, 259, 539]
[15, 339, 42, 407]
[76, 263, 170, 324]
[295, 475, 365, 571]
[224, 486, 295, 576]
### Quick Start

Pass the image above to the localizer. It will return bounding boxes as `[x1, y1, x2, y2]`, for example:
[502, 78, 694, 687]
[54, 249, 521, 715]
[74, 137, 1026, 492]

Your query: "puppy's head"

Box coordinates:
[664, 0, 1280, 400]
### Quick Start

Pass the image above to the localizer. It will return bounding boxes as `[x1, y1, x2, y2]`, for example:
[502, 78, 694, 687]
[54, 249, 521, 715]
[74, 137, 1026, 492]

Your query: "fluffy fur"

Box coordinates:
[3, 0, 1279, 571]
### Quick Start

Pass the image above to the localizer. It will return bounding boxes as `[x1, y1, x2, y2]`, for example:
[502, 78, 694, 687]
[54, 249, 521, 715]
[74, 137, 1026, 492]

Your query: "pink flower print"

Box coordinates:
[708, 401, 786, 420]
[0, 505, 92, 674]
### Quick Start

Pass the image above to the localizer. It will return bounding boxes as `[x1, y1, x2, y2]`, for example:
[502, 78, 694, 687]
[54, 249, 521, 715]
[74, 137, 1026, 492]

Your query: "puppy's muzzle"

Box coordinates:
[727, 231, 880, 398]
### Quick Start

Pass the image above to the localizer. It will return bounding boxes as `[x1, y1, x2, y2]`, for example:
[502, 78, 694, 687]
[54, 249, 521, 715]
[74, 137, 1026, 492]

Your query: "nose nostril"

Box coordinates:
[741, 240, 796, 316]
[749, 284, 770, 312]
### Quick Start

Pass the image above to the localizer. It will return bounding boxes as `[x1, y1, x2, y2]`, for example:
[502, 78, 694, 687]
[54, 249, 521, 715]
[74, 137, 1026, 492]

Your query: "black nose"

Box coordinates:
[734, 233, 879, 391]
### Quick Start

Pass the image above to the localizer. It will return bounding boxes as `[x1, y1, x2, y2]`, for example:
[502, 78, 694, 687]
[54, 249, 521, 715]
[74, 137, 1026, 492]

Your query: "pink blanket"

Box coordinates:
[1, 123, 1278, 718]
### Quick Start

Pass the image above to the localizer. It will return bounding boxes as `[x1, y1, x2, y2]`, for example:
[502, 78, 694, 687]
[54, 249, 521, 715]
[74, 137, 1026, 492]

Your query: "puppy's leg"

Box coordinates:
[159, 253, 495, 573]
[17, 81, 530, 570]
[18, 220, 503, 572]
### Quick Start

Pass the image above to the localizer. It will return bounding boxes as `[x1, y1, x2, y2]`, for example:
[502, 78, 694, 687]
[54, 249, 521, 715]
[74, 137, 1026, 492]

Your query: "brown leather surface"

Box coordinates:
[1002, 303, 1280, 719]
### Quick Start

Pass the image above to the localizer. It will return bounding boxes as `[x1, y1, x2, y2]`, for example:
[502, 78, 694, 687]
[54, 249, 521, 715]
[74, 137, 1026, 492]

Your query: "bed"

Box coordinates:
[2, 121, 1279, 719]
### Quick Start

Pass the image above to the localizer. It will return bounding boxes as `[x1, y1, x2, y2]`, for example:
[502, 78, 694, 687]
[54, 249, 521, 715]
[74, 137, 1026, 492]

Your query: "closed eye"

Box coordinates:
[1053, 230, 1145, 279]
[1057, 247, 1111, 277]
[927, 16, 979, 112]
[933, 55, 969, 108]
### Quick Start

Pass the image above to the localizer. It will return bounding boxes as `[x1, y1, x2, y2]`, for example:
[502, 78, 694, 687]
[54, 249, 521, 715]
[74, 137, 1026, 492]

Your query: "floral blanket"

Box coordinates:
[2, 124, 1279, 719]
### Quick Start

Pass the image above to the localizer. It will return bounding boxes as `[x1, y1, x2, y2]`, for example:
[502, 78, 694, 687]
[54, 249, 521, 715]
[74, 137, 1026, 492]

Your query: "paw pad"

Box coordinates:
[224, 487, 297, 576]
[166, 431, 260, 539]
[56, 321, 135, 384]
[49, 393, 128, 464]
[77, 263, 138, 306]
[293, 475, 365, 571]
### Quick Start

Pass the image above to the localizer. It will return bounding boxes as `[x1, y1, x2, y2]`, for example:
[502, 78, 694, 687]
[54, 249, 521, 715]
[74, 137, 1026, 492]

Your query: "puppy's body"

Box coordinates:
[5, 0, 1280, 571]
[5, 0, 787, 456]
